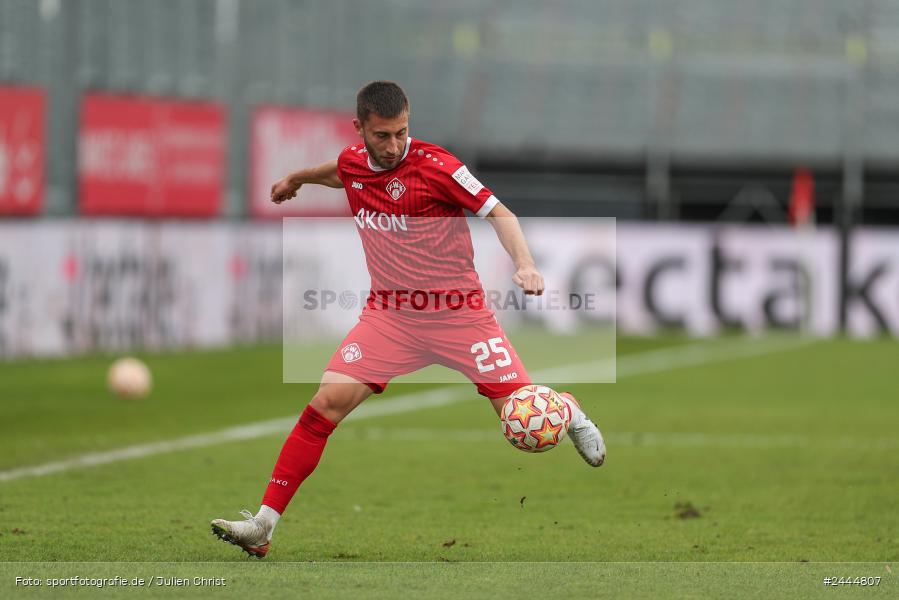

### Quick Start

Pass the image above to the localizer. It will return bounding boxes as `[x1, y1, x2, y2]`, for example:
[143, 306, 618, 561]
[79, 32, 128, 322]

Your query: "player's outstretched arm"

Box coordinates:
[485, 202, 545, 296]
[271, 159, 343, 204]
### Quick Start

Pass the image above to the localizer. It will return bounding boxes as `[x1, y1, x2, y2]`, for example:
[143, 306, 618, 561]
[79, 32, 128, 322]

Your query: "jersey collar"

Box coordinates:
[366, 136, 413, 172]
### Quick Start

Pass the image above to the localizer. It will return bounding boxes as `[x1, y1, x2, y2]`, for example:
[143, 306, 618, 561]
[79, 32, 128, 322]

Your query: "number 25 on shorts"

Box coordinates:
[470, 337, 512, 373]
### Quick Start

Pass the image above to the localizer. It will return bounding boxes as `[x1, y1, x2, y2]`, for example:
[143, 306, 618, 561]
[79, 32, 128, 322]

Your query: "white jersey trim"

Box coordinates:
[367, 136, 413, 172]
[476, 194, 499, 218]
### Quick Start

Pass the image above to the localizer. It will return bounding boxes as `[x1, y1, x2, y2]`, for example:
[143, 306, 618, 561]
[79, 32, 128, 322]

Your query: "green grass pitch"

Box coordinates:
[0, 335, 896, 598]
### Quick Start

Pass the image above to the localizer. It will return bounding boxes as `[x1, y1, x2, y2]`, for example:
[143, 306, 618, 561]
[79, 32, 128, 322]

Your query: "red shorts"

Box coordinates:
[325, 309, 530, 399]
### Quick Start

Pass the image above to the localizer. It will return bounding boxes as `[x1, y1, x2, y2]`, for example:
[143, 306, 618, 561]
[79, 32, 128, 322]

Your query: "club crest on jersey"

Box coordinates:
[385, 177, 406, 201]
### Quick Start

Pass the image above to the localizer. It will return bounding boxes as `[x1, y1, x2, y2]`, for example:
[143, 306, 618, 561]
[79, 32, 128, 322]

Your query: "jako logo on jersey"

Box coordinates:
[342, 343, 363, 363]
[386, 177, 406, 201]
[270, 478, 288, 487]
[352, 181, 363, 189]
[354, 208, 408, 231]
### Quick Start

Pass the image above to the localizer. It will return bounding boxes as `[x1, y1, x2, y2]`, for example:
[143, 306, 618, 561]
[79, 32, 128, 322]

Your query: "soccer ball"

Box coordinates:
[500, 385, 571, 452]
[107, 357, 152, 399]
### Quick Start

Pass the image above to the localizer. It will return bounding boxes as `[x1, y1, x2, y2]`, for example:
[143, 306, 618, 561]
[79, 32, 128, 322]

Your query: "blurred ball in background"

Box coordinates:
[107, 357, 152, 399]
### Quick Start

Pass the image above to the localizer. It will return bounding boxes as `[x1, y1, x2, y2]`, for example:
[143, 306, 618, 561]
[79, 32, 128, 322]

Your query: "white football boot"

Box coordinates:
[210, 510, 272, 559]
[560, 392, 606, 467]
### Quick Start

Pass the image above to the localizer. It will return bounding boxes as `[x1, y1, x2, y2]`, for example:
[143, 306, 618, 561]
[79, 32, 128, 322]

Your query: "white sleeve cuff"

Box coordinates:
[475, 194, 499, 218]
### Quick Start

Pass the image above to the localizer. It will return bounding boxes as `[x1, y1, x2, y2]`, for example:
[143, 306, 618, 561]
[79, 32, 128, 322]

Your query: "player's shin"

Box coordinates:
[261, 404, 337, 515]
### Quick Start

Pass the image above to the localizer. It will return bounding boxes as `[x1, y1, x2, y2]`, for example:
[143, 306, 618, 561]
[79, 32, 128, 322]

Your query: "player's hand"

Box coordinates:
[271, 176, 301, 204]
[513, 264, 544, 296]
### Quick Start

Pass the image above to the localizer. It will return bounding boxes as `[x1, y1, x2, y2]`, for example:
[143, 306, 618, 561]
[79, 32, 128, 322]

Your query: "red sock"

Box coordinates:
[261, 405, 337, 514]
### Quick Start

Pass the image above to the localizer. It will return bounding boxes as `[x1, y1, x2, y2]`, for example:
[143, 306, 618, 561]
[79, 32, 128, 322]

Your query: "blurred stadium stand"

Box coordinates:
[1, 0, 898, 223]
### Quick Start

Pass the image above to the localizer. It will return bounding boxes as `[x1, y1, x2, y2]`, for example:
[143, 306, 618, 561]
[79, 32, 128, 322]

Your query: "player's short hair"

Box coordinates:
[356, 81, 409, 123]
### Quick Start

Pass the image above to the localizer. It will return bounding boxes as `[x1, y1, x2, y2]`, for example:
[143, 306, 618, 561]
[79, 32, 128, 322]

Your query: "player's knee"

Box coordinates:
[309, 387, 339, 416]
[309, 384, 355, 422]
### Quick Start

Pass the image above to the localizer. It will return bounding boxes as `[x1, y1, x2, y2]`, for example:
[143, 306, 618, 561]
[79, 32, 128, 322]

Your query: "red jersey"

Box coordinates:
[336, 137, 499, 315]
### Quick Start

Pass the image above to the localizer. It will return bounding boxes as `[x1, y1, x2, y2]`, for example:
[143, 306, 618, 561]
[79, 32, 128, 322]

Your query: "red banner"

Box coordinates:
[250, 106, 358, 218]
[789, 167, 816, 227]
[0, 87, 45, 216]
[79, 94, 225, 217]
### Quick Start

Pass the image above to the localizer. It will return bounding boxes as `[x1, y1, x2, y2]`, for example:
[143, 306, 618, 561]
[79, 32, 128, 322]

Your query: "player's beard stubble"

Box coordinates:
[361, 135, 406, 170]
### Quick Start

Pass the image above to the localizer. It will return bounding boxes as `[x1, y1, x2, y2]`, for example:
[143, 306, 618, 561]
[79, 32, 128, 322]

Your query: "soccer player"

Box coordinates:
[211, 81, 605, 558]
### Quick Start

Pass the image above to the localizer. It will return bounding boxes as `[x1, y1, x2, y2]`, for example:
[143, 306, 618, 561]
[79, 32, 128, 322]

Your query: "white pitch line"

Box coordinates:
[535, 335, 813, 381]
[0, 336, 813, 483]
[0, 388, 465, 483]
[345, 428, 899, 450]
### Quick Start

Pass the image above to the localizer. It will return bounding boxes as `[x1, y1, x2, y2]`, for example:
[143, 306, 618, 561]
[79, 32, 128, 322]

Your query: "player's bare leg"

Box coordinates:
[560, 392, 606, 467]
[487, 394, 507, 416]
[306, 371, 374, 424]
[211, 371, 372, 558]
